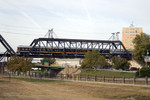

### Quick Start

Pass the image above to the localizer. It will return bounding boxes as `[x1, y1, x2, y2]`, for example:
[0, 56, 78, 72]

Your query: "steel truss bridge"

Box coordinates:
[22, 38, 131, 59]
[0, 35, 16, 61]
[0, 34, 132, 62]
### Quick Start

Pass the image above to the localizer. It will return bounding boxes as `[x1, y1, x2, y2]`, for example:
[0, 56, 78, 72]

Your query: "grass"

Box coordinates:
[1, 75, 150, 100]
[13, 77, 65, 83]
[81, 69, 136, 77]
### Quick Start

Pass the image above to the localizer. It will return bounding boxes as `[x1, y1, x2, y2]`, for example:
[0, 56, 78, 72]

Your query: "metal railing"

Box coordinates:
[2, 71, 149, 86]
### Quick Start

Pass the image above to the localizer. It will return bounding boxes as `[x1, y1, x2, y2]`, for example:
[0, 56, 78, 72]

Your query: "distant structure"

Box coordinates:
[109, 32, 120, 41]
[122, 24, 143, 50]
[44, 29, 54, 38]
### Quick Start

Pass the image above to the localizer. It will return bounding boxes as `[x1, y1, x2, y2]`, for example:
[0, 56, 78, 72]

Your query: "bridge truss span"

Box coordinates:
[31, 38, 119, 50]
[17, 38, 131, 59]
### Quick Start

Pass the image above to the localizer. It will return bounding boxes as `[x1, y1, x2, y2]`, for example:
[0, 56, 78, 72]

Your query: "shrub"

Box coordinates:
[111, 56, 130, 70]
[136, 67, 150, 77]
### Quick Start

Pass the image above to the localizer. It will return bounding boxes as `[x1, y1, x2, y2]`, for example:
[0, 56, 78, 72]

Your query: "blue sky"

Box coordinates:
[0, 0, 150, 51]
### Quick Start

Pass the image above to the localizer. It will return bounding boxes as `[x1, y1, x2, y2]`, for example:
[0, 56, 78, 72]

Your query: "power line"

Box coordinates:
[0, 31, 43, 36]
[0, 24, 113, 39]
[0, 27, 47, 33]
[0, 24, 48, 29]
[0, 30, 112, 38]
[0, 24, 110, 35]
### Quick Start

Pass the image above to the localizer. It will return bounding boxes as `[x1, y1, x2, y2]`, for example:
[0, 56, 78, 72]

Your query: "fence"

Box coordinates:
[2, 71, 150, 86]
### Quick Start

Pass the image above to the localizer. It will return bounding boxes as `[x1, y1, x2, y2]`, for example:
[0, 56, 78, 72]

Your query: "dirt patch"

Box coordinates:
[0, 76, 150, 100]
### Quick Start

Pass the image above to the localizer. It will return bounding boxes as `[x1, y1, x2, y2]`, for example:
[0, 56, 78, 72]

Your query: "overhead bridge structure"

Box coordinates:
[0, 35, 16, 61]
[18, 38, 132, 59]
[0, 34, 132, 60]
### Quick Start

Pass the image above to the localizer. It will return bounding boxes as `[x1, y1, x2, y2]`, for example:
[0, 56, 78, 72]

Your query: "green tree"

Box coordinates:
[81, 51, 92, 68]
[81, 50, 107, 69]
[6, 56, 33, 72]
[96, 55, 107, 67]
[41, 58, 56, 65]
[133, 33, 150, 64]
[111, 56, 130, 70]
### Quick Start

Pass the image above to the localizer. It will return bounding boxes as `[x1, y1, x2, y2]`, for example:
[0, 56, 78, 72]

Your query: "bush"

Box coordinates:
[136, 67, 150, 77]
[111, 56, 130, 70]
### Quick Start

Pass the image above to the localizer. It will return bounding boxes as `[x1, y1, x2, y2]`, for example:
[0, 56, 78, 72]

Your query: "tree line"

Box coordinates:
[6, 56, 55, 73]
[81, 50, 130, 70]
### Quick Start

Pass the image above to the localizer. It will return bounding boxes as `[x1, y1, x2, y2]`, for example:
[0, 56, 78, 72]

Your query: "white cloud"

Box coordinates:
[20, 11, 42, 28]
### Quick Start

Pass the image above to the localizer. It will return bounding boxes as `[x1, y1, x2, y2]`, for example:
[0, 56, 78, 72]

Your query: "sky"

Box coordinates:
[0, 0, 150, 52]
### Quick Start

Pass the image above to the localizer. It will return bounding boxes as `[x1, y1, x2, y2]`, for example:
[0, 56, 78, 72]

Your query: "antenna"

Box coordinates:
[116, 32, 120, 40]
[130, 21, 134, 26]
[109, 32, 120, 41]
[44, 28, 54, 38]
[112, 33, 115, 40]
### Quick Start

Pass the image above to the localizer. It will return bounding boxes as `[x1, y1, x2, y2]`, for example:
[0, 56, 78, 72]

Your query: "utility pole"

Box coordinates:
[146, 50, 149, 67]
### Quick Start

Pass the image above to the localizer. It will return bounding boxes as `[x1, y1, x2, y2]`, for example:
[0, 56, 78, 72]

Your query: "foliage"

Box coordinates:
[136, 67, 150, 77]
[111, 56, 130, 70]
[81, 69, 135, 78]
[81, 50, 108, 69]
[6, 56, 34, 72]
[95, 55, 108, 67]
[41, 58, 56, 65]
[31, 70, 48, 74]
[81, 51, 92, 68]
[133, 33, 150, 64]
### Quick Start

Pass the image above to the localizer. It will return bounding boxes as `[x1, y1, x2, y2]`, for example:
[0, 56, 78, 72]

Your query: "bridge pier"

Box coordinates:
[0, 62, 6, 74]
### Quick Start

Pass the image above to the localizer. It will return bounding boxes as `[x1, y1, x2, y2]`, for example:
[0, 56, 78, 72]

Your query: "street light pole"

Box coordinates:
[146, 50, 149, 67]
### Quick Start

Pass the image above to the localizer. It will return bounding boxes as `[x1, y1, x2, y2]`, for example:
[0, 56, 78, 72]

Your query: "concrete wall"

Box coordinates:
[55, 58, 82, 68]
[129, 60, 143, 69]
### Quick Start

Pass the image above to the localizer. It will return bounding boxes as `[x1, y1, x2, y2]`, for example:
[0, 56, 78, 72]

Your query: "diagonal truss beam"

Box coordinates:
[0, 34, 16, 55]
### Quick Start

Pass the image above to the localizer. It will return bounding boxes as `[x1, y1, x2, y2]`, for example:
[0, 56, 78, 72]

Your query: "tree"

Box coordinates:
[81, 50, 108, 69]
[20, 57, 34, 72]
[41, 58, 56, 65]
[133, 33, 150, 64]
[81, 51, 92, 68]
[111, 56, 130, 70]
[6, 56, 20, 72]
[6, 56, 33, 72]
[96, 55, 107, 67]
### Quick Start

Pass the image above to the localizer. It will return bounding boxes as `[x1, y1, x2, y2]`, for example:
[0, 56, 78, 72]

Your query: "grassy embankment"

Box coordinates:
[81, 69, 135, 77]
[31, 69, 136, 78]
